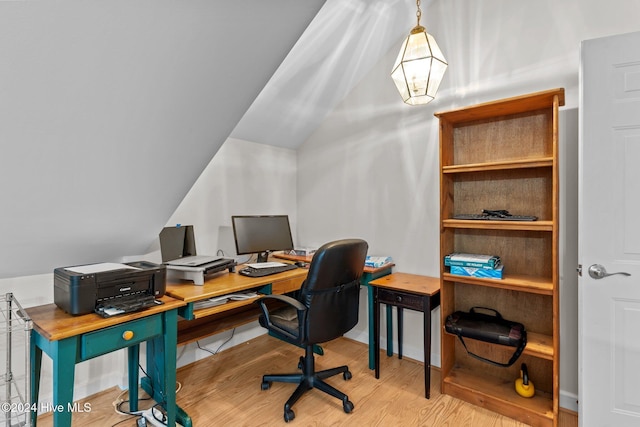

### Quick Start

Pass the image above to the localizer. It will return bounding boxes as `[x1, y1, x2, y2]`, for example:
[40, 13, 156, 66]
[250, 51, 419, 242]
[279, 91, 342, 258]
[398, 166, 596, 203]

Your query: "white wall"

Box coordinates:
[3, 138, 297, 407]
[296, 0, 640, 412]
[164, 138, 299, 258]
[148, 137, 299, 370]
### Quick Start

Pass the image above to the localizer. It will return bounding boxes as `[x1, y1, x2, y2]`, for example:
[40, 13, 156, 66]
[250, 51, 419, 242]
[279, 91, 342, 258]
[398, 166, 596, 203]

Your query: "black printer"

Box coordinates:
[54, 260, 166, 316]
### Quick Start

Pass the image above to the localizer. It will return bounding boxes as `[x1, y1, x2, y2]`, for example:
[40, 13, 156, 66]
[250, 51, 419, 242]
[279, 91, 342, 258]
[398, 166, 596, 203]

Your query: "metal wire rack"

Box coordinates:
[0, 293, 32, 427]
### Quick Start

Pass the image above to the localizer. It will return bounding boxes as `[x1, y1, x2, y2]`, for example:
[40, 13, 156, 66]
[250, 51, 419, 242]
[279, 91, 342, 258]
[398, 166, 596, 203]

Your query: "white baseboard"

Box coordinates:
[560, 390, 579, 413]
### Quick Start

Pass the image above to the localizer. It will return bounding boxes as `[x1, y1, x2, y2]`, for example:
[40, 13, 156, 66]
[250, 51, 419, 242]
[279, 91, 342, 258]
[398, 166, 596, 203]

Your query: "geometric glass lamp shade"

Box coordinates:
[391, 2, 447, 106]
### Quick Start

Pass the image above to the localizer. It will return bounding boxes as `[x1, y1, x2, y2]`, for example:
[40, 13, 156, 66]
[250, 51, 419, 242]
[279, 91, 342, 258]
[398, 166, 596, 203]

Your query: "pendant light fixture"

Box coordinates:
[391, 0, 447, 105]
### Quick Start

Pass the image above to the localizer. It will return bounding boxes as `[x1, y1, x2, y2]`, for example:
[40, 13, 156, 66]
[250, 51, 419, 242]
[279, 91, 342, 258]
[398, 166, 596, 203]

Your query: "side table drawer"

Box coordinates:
[378, 289, 424, 311]
[81, 316, 162, 360]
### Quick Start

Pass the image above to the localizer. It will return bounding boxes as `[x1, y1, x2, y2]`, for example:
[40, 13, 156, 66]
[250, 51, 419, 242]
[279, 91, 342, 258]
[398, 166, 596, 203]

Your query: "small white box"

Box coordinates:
[293, 247, 316, 256]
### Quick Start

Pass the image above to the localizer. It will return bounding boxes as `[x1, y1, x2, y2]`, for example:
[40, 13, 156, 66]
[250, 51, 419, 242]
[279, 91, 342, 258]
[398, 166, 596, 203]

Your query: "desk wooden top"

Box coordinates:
[368, 273, 440, 296]
[25, 296, 186, 342]
[165, 267, 308, 303]
[273, 253, 394, 274]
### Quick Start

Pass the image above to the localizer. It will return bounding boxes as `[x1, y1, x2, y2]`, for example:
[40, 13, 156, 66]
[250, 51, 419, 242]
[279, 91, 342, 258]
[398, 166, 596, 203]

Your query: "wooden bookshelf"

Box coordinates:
[436, 88, 564, 426]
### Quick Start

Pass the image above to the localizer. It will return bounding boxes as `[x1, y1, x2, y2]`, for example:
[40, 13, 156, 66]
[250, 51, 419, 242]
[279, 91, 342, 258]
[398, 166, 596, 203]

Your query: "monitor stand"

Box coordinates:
[256, 251, 270, 263]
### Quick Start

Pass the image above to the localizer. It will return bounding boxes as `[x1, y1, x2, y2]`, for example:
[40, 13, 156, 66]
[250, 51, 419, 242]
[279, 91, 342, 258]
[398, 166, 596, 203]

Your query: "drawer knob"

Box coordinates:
[122, 330, 134, 341]
[396, 295, 402, 302]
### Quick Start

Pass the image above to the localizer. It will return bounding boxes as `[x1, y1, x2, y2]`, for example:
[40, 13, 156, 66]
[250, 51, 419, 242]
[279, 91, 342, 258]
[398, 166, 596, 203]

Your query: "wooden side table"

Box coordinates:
[370, 273, 440, 398]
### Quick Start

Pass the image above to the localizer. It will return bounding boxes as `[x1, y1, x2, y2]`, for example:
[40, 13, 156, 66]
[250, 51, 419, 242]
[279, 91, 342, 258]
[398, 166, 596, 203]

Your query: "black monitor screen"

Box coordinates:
[231, 215, 294, 262]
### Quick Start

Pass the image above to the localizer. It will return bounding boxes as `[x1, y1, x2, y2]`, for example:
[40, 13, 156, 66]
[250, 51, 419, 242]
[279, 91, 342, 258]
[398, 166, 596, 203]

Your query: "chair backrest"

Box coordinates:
[300, 239, 368, 344]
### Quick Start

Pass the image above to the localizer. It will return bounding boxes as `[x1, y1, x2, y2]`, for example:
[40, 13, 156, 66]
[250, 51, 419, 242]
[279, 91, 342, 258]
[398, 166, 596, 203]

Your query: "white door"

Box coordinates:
[579, 30, 640, 426]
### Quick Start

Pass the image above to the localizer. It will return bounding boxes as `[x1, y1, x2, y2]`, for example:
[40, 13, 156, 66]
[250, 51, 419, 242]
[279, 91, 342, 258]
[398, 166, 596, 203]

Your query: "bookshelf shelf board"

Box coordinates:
[524, 331, 554, 360]
[442, 367, 554, 426]
[442, 157, 554, 174]
[442, 219, 553, 232]
[434, 88, 565, 124]
[443, 330, 554, 361]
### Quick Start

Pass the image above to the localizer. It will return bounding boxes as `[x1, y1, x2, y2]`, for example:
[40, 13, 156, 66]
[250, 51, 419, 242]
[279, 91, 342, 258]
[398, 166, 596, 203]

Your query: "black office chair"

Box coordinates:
[256, 238, 368, 422]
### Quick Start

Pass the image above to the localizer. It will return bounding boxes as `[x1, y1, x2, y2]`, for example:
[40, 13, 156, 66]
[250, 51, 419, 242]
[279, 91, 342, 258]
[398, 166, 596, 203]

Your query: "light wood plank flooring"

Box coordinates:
[37, 334, 577, 426]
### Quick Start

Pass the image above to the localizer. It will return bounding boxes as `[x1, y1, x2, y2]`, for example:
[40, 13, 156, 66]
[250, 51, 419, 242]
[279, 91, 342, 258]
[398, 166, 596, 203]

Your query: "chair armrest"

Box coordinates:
[257, 294, 306, 311]
[256, 294, 307, 342]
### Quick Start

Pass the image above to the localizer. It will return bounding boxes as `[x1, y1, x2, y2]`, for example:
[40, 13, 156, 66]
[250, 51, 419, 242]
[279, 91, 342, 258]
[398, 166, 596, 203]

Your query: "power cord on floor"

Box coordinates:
[111, 415, 139, 426]
[112, 387, 152, 416]
[110, 389, 147, 427]
[176, 342, 188, 363]
[111, 367, 182, 425]
[136, 363, 182, 400]
[196, 328, 236, 355]
[112, 329, 233, 425]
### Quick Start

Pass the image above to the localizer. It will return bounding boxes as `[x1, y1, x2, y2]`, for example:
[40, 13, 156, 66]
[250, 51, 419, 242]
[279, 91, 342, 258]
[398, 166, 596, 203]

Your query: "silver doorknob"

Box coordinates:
[588, 264, 631, 279]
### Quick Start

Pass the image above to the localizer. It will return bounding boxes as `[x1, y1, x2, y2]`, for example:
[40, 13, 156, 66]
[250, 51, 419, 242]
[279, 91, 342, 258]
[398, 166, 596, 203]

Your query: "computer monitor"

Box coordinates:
[231, 215, 294, 263]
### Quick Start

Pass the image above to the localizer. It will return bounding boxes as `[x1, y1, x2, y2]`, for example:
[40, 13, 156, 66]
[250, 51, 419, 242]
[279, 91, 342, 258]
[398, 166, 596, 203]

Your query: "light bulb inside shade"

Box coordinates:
[391, 26, 447, 105]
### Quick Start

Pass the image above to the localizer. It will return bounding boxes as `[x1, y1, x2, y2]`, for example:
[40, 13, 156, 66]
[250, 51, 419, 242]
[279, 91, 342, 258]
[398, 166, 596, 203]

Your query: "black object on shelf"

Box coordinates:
[445, 307, 527, 367]
[453, 209, 537, 221]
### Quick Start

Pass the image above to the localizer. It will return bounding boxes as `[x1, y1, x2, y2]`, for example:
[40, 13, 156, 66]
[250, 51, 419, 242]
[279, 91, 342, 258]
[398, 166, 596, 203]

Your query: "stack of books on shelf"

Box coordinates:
[444, 253, 503, 279]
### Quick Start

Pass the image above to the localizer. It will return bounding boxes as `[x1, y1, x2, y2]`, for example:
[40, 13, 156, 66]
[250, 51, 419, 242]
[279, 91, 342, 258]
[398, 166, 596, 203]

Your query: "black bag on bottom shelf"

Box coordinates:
[445, 306, 527, 367]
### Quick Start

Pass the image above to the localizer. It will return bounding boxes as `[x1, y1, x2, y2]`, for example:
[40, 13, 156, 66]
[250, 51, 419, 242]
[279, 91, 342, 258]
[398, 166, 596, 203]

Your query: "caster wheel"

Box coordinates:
[343, 400, 354, 414]
[343, 370, 352, 380]
[284, 409, 295, 422]
[261, 381, 271, 390]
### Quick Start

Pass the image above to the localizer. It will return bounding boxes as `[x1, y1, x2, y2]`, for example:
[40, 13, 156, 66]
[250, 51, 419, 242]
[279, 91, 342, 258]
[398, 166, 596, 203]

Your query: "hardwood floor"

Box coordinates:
[37, 334, 577, 426]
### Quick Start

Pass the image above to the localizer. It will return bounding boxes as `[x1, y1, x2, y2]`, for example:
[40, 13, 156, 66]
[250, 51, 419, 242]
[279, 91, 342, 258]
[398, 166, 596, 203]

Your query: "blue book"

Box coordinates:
[450, 265, 504, 279]
[444, 253, 501, 269]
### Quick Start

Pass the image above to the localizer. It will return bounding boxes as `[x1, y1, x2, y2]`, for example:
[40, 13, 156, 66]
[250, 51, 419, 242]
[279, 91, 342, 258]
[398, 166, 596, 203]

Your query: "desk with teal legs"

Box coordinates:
[27, 297, 189, 427]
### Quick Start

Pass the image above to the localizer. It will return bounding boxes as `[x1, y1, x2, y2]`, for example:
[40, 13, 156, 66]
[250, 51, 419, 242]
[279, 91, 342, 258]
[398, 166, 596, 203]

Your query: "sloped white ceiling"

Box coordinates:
[232, 0, 416, 149]
[0, 0, 325, 278]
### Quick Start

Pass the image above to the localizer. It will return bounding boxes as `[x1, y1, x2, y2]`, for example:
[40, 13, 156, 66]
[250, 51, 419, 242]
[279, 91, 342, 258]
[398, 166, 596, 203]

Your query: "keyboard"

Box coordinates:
[239, 264, 298, 277]
[95, 294, 159, 317]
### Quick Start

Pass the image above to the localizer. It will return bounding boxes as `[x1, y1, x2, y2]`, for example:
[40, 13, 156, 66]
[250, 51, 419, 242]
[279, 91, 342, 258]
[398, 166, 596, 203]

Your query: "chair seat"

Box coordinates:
[260, 306, 300, 340]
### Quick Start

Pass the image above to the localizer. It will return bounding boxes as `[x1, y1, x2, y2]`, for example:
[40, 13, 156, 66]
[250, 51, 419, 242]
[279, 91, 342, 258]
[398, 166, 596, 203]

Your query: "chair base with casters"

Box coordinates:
[261, 343, 354, 423]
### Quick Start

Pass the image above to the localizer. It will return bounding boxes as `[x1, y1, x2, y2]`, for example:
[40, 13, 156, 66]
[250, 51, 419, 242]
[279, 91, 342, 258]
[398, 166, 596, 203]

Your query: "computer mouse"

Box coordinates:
[295, 261, 307, 268]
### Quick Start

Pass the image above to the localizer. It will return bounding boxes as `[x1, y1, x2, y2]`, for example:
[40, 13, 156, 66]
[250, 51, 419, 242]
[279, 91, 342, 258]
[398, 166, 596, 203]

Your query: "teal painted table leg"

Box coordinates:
[163, 309, 179, 427]
[31, 331, 78, 427]
[362, 266, 393, 370]
[366, 284, 375, 369]
[128, 345, 139, 412]
[30, 332, 42, 427]
[142, 309, 192, 427]
[386, 305, 393, 357]
[52, 338, 77, 426]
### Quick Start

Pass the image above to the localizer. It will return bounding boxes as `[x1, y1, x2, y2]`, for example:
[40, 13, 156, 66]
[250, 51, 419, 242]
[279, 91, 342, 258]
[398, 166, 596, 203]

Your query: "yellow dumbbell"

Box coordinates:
[515, 363, 535, 398]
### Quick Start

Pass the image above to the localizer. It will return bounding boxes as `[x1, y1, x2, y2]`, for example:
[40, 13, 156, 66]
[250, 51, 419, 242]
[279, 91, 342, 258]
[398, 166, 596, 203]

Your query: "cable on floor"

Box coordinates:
[196, 328, 236, 355]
